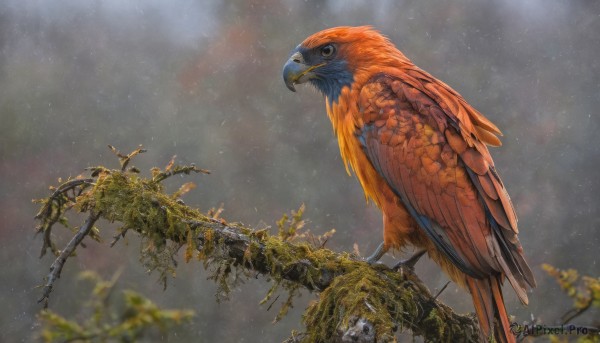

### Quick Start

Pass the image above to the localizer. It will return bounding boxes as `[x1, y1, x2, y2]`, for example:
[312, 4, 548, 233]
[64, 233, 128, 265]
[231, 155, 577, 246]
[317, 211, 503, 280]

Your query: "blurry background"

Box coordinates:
[1, 0, 598, 341]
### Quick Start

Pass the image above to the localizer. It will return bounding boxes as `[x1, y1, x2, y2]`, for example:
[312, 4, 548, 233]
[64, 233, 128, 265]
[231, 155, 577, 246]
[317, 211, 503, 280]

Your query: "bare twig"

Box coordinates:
[433, 281, 451, 300]
[38, 211, 101, 307]
[151, 164, 210, 184]
[561, 304, 592, 324]
[108, 144, 147, 171]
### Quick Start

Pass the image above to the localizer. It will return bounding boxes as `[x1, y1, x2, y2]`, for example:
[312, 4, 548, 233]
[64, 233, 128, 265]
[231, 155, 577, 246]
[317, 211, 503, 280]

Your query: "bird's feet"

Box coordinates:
[392, 249, 427, 272]
[364, 243, 426, 274]
[364, 242, 386, 264]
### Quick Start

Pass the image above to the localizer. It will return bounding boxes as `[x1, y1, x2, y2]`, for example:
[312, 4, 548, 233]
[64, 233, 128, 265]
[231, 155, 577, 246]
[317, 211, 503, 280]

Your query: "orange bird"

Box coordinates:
[283, 26, 535, 343]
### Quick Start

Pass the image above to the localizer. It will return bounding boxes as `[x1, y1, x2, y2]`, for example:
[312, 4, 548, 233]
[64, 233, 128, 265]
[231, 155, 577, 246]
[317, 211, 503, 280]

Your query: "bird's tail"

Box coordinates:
[467, 276, 515, 343]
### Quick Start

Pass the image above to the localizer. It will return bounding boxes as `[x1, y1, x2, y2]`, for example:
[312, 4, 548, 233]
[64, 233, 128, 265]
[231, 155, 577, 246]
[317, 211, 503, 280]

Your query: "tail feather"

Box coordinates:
[467, 276, 516, 343]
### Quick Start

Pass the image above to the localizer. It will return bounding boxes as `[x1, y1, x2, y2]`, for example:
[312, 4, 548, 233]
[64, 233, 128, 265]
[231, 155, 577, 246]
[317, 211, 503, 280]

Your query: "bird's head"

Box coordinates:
[283, 26, 407, 102]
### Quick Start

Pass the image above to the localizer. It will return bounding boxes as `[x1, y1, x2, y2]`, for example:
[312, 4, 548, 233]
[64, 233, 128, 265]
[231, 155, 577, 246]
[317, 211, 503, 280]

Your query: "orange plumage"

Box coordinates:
[283, 26, 535, 342]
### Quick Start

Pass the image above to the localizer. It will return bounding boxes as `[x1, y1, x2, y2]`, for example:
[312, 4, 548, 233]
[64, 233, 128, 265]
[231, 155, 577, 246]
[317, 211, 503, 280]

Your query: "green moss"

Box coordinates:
[422, 308, 445, 340]
[301, 264, 419, 343]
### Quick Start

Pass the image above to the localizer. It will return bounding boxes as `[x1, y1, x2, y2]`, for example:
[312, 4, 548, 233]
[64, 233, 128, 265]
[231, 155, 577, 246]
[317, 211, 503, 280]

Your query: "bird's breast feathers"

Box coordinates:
[326, 85, 389, 207]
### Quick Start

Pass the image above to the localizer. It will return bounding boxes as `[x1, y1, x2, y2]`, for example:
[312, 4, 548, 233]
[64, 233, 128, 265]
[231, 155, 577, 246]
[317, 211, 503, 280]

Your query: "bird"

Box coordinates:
[282, 26, 535, 343]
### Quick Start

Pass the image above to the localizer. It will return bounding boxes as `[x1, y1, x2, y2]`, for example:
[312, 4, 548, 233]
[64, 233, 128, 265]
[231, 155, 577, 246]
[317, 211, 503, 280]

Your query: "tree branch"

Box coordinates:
[35, 150, 480, 343]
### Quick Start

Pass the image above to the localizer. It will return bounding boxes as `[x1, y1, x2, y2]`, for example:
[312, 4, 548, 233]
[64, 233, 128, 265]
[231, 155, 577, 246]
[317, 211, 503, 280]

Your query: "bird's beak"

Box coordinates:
[283, 51, 323, 92]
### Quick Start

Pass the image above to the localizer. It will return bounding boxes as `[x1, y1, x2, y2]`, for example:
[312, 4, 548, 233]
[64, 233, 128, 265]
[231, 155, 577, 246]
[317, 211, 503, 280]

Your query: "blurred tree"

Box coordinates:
[39, 271, 194, 342]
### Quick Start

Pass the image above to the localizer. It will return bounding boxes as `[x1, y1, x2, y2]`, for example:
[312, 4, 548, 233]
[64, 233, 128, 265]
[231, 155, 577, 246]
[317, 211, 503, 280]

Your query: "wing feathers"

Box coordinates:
[356, 74, 534, 293]
[363, 128, 480, 277]
[478, 173, 499, 200]
[475, 125, 503, 147]
[407, 67, 503, 137]
[444, 128, 468, 154]
[491, 171, 519, 232]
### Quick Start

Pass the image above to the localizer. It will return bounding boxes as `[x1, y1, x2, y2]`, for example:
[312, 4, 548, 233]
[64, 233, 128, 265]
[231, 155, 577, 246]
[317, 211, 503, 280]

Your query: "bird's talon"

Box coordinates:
[364, 242, 386, 265]
[392, 249, 426, 271]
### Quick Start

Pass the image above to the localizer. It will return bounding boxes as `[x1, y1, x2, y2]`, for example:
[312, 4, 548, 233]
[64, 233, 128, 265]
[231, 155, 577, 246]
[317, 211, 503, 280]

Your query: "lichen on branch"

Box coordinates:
[35, 146, 480, 343]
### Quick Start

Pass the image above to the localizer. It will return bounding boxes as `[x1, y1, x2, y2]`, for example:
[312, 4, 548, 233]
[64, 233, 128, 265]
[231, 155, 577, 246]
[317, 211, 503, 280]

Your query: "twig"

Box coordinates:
[35, 179, 95, 220]
[38, 211, 101, 307]
[151, 164, 210, 184]
[36, 178, 95, 258]
[561, 304, 592, 324]
[108, 144, 147, 171]
[433, 281, 451, 300]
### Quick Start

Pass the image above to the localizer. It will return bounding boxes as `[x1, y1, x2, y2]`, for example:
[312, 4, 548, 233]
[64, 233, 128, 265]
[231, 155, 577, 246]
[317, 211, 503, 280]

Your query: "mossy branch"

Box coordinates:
[35, 146, 480, 343]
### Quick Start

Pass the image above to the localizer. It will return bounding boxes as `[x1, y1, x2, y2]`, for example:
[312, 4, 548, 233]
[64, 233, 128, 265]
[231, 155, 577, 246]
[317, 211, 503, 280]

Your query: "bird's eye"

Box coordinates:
[321, 44, 335, 57]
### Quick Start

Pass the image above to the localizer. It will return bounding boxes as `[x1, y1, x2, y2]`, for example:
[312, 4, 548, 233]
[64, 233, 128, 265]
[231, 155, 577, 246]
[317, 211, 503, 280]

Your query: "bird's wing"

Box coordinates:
[356, 72, 535, 302]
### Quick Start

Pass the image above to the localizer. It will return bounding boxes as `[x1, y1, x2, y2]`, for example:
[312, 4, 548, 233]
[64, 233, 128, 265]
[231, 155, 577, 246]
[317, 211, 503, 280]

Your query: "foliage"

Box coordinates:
[542, 264, 600, 343]
[38, 271, 194, 342]
[542, 264, 600, 320]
